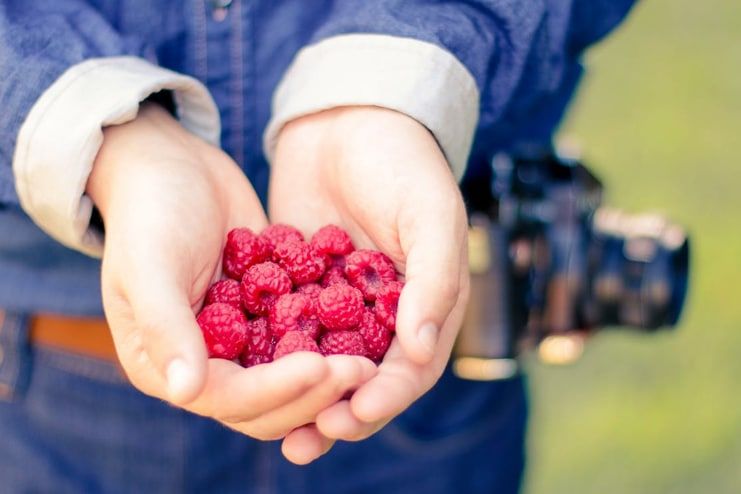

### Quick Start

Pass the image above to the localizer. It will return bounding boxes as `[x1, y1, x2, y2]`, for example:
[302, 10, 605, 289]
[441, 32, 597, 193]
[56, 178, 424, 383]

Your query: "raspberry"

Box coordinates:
[274, 331, 321, 359]
[204, 279, 242, 308]
[261, 224, 304, 251]
[196, 303, 248, 359]
[318, 284, 363, 331]
[320, 266, 348, 288]
[374, 281, 403, 331]
[269, 293, 320, 339]
[240, 262, 292, 316]
[344, 249, 397, 301]
[273, 240, 326, 285]
[239, 318, 275, 368]
[296, 283, 322, 312]
[243, 317, 274, 355]
[222, 228, 271, 280]
[240, 352, 273, 368]
[311, 225, 354, 267]
[359, 309, 392, 361]
[319, 330, 367, 356]
[296, 282, 322, 300]
[220, 224, 403, 367]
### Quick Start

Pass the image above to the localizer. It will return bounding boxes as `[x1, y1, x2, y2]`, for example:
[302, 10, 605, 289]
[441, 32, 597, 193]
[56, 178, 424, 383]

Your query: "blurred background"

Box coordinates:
[523, 0, 741, 492]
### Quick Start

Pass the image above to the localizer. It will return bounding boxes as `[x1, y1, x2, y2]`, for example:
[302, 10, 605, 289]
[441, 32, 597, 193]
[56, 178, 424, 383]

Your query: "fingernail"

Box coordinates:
[417, 323, 439, 356]
[166, 358, 194, 402]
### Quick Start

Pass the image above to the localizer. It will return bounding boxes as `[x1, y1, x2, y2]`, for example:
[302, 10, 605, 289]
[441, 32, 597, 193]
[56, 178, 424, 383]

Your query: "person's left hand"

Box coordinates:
[269, 106, 470, 464]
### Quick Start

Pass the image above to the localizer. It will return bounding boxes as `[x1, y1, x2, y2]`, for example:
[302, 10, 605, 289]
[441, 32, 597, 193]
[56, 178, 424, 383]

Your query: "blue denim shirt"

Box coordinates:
[0, 2, 634, 492]
[0, 0, 635, 315]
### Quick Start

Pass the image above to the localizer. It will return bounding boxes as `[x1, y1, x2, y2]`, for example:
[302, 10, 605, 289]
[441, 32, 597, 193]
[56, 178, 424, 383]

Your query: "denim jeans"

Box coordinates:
[0, 311, 527, 493]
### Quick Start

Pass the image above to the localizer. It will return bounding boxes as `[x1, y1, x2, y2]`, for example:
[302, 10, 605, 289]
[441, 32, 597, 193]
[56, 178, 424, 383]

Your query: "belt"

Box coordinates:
[30, 314, 119, 363]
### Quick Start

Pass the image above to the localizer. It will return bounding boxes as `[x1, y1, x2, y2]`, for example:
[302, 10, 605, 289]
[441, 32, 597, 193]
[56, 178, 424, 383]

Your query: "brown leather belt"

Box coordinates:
[30, 314, 119, 363]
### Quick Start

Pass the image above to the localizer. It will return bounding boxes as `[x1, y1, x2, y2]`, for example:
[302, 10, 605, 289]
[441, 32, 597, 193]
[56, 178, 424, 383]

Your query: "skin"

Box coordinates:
[270, 107, 470, 462]
[88, 103, 378, 444]
[87, 103, 469, 465]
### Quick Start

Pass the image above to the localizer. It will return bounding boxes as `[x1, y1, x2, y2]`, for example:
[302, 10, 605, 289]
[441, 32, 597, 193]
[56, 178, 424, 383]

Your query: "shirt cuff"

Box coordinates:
[263, 34, 479, 181]
[13, 57, 221, 258]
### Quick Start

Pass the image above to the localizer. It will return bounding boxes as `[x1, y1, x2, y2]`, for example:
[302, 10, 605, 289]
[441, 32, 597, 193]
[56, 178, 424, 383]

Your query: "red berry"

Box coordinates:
[320, 265, 348, 288]
[243, 317, 274, 355]
[273, 240, 326, 285]
[344, 249, 397, 301]
[319, 330, 367, 356]
[375, 281, 403, 331]
[240, 262, 292, 316]
[196, 303, 248, 359]
[296, 283, 322, 311]
[238, 317, 275, 367]
[296, 282, 322, 299]
[204, 279, 242, 308]
[222, 228, 271, 280]
[359, 309, 392, 361]
[269, 293, 320, 339]
[274, 331, 321, 359]
[318, 284, 364, 331]
[311, 225, 354, 267]
[240, 352, 273, 368]
[261, 224, 304, 251]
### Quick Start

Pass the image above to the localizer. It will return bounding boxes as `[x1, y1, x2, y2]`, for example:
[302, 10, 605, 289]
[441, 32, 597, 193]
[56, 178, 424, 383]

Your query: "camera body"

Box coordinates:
[453, 146, 690, 380]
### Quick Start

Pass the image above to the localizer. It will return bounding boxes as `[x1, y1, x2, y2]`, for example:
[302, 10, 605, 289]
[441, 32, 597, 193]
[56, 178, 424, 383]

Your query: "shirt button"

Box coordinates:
[211, 0, 233, 21]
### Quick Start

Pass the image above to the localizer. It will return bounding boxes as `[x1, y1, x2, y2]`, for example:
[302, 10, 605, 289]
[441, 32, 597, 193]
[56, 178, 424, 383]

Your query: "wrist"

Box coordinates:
[274, 106, 436, 173]
[280, 106, 423, 139]
[86, 102, 203, 217]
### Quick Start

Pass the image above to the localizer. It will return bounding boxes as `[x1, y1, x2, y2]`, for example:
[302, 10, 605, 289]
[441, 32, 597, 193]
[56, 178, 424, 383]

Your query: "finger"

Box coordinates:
[235, 355, 377, 440]
[349, 272, 469, 423]
[125, 269, 209, 405]
[395, 197, 467, 364]
[349, 342, 430, 422]
[100, 282, 161, 393]
[187, 352, 328, 423]
[281, 425, 335, 465]
[316, 400, 388, 441]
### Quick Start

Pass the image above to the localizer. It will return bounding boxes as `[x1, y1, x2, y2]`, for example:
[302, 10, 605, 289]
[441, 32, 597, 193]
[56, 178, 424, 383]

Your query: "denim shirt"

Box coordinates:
[0, 0, 636, 415]
[0, 0, 635, 315]
[0, 2, 636, 491]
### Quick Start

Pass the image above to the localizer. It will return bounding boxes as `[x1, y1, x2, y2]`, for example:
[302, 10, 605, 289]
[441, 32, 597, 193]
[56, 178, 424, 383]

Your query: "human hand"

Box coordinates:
[87, 103, 376, 452]
[270, 106, 470, 461]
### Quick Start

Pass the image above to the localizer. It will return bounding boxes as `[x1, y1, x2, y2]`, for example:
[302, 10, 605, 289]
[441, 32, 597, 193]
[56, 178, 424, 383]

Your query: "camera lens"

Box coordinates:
[587, 208, 690, 330]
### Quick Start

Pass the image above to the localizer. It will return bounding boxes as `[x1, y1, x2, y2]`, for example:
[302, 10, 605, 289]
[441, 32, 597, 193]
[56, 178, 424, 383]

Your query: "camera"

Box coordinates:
[453, 144, 690, 380]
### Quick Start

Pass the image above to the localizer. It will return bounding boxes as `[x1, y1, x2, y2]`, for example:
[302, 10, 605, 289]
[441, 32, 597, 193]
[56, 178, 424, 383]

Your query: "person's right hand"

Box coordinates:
[86, 103, 376, 459]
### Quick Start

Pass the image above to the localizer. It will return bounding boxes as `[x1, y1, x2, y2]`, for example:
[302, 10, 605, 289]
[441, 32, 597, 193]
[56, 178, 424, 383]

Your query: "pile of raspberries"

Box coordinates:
[196, 224, 403, 367]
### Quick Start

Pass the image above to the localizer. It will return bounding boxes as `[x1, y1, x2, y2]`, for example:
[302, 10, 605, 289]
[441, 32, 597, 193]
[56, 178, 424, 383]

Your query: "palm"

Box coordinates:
[270, 150, 403, 261]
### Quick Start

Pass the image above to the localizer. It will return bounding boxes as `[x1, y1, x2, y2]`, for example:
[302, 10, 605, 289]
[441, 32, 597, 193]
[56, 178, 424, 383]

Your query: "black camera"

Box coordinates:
[453, 145, 690, 380]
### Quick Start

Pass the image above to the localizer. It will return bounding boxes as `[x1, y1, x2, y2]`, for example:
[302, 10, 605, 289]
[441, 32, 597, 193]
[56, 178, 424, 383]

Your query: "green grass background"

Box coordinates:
[524, 1, 741, 493]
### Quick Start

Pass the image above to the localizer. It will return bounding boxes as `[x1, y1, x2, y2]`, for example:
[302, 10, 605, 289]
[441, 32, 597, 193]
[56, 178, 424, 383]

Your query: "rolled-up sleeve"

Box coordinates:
[264, 0, 638, 180]
[0, 2, 220, 257]
[263, 0, 548, 181]
[264, 34, 479, 180]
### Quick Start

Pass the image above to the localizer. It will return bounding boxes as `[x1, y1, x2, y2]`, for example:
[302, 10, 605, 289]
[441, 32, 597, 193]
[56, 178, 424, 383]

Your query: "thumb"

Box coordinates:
[394, 210, 466, 365]
[126, 270, 208, 406]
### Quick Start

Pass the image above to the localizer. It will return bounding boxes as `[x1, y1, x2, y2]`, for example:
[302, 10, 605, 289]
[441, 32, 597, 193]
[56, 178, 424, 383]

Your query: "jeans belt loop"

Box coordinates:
[0, 310, 32, 402]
